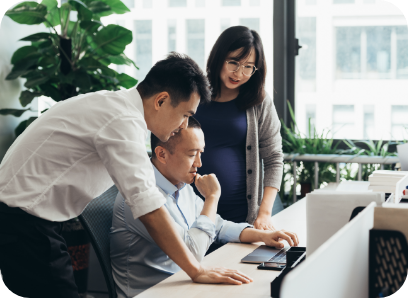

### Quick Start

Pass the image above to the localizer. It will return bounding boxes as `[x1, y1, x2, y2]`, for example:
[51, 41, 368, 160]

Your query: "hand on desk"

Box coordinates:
[253, 215, 276, 231]
[240, 228, 299, 248]
[192, 266, 253, 285]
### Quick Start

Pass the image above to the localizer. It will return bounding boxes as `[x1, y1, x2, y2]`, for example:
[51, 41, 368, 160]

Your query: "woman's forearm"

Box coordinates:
[258, 186, 278, 217]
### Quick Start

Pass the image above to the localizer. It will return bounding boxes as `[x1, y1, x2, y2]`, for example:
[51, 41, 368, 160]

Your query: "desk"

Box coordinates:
[136, 199, 307, 298]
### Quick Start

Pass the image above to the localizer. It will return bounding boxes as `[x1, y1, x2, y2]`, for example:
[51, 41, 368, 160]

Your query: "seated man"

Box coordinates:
[110, 117, 299, 298]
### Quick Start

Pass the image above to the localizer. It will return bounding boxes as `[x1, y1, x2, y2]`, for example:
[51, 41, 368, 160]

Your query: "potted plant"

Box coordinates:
[1, 0, 137, 136]
[1, 1, 138, 296]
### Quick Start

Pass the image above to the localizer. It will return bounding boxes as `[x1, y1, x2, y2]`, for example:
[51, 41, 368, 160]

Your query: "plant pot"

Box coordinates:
[62, 218, 90, 298]
[300, 183, 312, 198]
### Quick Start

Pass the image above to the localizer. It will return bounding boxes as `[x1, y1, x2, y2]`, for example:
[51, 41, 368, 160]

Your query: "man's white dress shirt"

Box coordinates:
[0, 88, 166, 221]
[110, 163, 252, 298]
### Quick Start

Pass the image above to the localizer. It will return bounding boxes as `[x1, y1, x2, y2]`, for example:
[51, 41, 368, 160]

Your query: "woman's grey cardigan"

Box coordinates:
[245, 93, 284, 224]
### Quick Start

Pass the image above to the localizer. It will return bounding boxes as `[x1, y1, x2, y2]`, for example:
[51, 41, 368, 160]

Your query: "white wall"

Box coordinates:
[0, 17, 42, 161]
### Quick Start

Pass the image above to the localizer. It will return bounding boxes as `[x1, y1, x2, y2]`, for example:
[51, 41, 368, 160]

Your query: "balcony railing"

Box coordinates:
[283, 154, 399, 203]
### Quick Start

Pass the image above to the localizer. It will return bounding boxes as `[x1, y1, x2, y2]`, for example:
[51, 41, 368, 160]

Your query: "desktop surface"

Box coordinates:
[135, 199, 307, 298]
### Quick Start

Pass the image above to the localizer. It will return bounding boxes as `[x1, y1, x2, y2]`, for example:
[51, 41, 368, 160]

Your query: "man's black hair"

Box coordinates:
[137, 52, 211, 106]
[151, 117, 201, 159]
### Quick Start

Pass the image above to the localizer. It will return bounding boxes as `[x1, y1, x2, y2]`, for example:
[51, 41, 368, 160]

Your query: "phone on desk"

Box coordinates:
[257, 262, 286, 271]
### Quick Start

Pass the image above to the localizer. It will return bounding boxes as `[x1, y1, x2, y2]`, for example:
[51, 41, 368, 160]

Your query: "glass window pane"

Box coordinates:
[366, 26, 391, 78]
[143, 0, 152, 8]
[222, 0, 241, 6]
[297, 17, 316, 91]
[239, 18, 260, 33]
[122, 0, 134, 9]
[195, 0, 205, 7]
[135, 20, 152, 81]
[186, 19, 205, 70]
[332, 105, 355, 139]
[397, 26, 408, 79]
[364, 105, 375, 139]
[336, 27, 361, 79]
[306, 104, 316, 137]
[220, 18, 230, 33]
[391, 106, 408, 140]
[169, 0, 187, 7]
[249, 0, 260, 6]
[168, 20, 177, 53]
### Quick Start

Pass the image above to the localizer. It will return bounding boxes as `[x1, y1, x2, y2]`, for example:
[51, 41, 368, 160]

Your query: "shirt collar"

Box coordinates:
[128, 88, 145, 118]
[151, 162, 186, 197]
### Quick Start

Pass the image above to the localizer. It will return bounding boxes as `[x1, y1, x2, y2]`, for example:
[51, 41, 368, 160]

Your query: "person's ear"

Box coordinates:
[155, 146, 168, 165]
[154, 92, 170, 111]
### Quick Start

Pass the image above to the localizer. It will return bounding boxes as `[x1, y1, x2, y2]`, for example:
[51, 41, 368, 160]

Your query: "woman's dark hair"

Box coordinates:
[151, 116, 201, 159]
[206, 26, 266, 110]
[138, 52, 211, 107]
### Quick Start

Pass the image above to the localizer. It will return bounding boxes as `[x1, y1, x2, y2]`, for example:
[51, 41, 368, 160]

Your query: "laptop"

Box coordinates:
[241, 245, 289, 264]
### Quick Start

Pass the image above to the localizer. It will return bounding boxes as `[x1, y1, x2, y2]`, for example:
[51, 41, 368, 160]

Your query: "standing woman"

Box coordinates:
[194, 26, 283, 229]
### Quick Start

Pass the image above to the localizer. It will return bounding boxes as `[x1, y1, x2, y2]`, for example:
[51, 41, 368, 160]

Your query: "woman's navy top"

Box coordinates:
[193, 99, 248, 223]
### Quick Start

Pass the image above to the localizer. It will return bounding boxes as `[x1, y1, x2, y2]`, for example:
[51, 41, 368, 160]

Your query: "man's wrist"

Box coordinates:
[205, 194, 220, 201]
[185, 261, 202, 280]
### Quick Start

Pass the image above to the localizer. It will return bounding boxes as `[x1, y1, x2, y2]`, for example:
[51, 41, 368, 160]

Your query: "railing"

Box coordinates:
[283, 154, 399, 203]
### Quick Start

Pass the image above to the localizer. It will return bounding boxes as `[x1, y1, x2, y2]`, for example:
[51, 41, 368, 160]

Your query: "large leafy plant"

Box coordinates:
[1, 0, 138, 136]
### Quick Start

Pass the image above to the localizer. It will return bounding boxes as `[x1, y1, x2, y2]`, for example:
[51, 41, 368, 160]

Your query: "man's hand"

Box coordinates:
[253, 214, 276, 231]
[261, 229, 299, 248]
[194, 173, 221, 199]
[192, 266, 253, 285]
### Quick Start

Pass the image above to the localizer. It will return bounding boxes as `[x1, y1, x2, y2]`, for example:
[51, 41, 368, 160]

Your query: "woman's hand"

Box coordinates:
[260, 229, 299, 248]
[253, 214, 276, 231]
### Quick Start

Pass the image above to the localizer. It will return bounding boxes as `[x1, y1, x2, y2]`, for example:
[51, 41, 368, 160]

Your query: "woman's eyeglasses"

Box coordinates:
[225, 60, 257, 76]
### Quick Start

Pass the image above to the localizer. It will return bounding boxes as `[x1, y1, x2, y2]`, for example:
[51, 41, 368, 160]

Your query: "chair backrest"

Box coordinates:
[78, 185, 119, 298]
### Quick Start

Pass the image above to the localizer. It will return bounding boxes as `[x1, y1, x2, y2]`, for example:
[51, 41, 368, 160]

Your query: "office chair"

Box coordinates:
[78, 185, 119, 298]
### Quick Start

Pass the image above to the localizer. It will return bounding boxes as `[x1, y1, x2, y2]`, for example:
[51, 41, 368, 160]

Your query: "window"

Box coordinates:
[195, 0, 205, 7]
[168, 20, 177, 53]
[305, 0, 316, 4]
[222, 0, 241, 6]
[397, 26, 408, 79]
[186, 19, 205, 70]
[297, 17, 316, 91]
[391, 106, 408, 140]
[336, 27, 361, 79]
[220, 18, 230, 33]
[249, 0, 260, 6]
[305, 105, 316, 137]
[143, 0, 152, 8]
[332, 105, 355, 139]
[239, 18, 260, 33]
[135, 20, 152, 81]
[169, 0, 187, 7]
[122, 0, 134, 9]
[363, 105, 375, 140]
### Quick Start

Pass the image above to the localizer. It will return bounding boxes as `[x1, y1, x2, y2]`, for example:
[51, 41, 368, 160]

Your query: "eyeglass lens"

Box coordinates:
[227, 61, 255, 76]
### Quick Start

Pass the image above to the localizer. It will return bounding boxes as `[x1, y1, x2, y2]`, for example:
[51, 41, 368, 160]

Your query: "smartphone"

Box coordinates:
[257, 262, 286, 271]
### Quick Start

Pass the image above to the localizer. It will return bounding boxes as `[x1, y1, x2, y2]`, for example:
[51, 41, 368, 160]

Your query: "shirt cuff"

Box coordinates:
[125, 187, 167, 219]
[191, 215, 216, 241]
[218, 222, 253, 243]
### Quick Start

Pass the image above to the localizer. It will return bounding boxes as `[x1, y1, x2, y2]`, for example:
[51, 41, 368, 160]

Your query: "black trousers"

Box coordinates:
[0, 203, 79, 298]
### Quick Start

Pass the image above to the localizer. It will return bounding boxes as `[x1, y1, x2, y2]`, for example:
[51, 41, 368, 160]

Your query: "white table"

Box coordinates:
[136, 199, 307, 298]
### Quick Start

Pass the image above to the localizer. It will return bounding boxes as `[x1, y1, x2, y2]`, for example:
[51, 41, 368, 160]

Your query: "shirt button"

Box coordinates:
[248, 169, 252, 174]
[247, 195, 252, 200]
[247, 145, 251, 150]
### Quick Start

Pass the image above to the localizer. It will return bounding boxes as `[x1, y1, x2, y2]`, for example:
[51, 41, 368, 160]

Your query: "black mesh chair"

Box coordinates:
[78, 185, 119, 298]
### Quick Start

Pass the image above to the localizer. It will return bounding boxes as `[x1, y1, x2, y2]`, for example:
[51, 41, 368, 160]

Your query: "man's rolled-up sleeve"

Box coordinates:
[94, 113, 166, 219]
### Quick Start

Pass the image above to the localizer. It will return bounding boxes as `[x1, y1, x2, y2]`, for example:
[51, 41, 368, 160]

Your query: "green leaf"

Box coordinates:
[24, 76, 50, 88]
[80, 20, 102, 33]
[41, 0, 58, 10]
[68, 70, 91, 90]
[87, 1, 111, 14]
[94, 24, 132, 55]
[38, 55, 58, 68]
[98, 0, 130, 15]
[39, 83, 62, 102]
[19, 90, 42, 107]
[117, 73, 137, 89]
[0, 108, 30, 117]
[78, 56, 103, 69]
[11, 46, 41, 64]
[69, 0, 93, 21]
[20, 32, 56, 42]
[6, 2, 47, 25]
[108, 53, 137, 68]
[41, 0, 60, 27]
[15, 117, 38, 137]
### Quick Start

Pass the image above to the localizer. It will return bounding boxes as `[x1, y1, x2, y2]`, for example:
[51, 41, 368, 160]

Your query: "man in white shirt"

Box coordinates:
[0, 53, 251, 298]
[110, 117, 299, 298]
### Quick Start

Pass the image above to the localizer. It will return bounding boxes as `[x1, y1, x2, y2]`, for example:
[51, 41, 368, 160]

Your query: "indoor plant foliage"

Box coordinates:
[1, 0, 138, 136]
